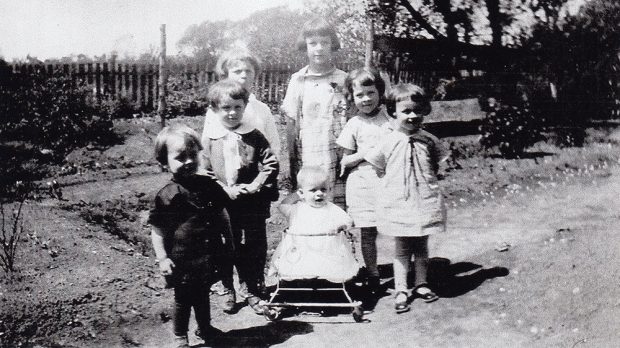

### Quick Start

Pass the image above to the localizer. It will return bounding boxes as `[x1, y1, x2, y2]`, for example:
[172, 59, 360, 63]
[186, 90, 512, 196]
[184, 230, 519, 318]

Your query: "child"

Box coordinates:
[202, 47, 281, 159]
[281, 17, 348, 208]
[365, 83, 446, 314]
[148, 124, 231, 347]
[202, 47, 282, 308]
[269, 166, 358, 283]
[201, 79, 279, 314]
[336, 67, 392, 294]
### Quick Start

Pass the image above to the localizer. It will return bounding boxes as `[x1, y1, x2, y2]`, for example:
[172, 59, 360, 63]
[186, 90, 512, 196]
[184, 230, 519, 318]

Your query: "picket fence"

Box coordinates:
[9, 61, 445, 110]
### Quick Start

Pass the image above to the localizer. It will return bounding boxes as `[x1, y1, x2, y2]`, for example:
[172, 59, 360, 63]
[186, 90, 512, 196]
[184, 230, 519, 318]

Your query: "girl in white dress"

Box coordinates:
[336, 67, 392, 294]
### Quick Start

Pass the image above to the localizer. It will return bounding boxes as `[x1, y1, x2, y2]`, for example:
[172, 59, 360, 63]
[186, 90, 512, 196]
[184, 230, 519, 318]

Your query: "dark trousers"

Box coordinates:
[173, 277, 211, 336]
[221, 212, 267, 298]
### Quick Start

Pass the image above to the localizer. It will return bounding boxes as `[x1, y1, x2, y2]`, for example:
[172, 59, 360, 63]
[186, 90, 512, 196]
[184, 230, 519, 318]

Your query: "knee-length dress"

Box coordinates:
[336, 108, 392, 227]
[364, 129, 447, 236]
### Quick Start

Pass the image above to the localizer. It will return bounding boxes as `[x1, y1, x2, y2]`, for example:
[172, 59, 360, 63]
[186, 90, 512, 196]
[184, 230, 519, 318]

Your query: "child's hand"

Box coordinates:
[158, 257, 175, 276]
[239, 182, 260, 195]
[225, 185, 244, 199]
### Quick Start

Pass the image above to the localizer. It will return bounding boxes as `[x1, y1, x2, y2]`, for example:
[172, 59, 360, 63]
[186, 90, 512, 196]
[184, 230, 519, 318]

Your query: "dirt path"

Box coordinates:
[104, 164, 620, 348]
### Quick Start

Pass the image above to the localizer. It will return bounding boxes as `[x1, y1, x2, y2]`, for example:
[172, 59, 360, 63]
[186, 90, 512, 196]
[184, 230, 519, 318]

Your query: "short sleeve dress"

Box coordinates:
[364, 129, 446, 237]
[336, 108, 392, 227]
[282, 66, 348, 207]
[268, 201, 359, 282]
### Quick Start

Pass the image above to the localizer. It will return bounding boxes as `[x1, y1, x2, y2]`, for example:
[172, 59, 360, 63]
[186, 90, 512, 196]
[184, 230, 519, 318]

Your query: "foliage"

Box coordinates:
[166, 75, 209, 117]
[0, 60, 118, 159]
[177, 6, 308, 67]
[520, 0, 620, 122]
[478, 99, 545, 158]
[0, 195, 26, 272]
[96, 96, 140, 119]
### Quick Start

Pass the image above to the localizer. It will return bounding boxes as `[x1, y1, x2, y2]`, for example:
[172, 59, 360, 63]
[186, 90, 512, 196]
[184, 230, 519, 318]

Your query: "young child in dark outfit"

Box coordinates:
[149, 124, 232, 348]
[202, 79, 279, 314]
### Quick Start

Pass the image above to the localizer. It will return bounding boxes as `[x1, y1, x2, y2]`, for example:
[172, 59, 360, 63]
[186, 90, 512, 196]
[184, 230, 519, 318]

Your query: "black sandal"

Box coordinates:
[414, 284, 439, 303]
[394, 291, 410, 313]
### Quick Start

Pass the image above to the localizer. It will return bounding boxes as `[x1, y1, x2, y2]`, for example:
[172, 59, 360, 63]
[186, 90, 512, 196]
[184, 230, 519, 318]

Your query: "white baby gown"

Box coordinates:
[269, 202, 359, 283]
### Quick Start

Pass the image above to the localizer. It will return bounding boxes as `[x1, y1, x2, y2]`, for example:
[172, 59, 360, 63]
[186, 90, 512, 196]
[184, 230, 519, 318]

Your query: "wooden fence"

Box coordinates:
[9, 61, 443, 110]
[9, 62, 303, 109]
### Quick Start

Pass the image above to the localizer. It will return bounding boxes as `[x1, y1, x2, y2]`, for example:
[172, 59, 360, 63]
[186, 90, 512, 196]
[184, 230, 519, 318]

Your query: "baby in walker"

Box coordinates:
[269, 166, 359, 283]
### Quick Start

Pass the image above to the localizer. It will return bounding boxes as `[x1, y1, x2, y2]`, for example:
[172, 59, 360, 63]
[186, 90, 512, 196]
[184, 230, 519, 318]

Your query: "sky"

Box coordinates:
[0, 0, 305, 60]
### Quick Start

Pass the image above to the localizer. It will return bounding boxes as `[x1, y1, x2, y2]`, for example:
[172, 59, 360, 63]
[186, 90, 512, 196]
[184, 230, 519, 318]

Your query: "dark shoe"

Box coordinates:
[414, 284, 439, 303]
[247, 295, 265, 315]
[222, 291, 236, 313]
[394, 291, 410, 314]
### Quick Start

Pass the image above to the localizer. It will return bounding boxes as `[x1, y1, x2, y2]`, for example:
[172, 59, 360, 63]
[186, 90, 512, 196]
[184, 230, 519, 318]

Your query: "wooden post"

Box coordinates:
[158, 24, 168, 129]
[364, 18, 374, 68]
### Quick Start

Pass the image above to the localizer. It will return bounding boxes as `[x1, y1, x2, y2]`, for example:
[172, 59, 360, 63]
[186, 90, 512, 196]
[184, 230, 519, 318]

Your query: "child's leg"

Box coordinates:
[173, 283, 192, 337]
[393, 236, 413, 293]
[193, 280, 213, 338]
[239, 219, 267, 298]
[411, 235, 429, 287]
[360, 226, 379, 278]
[411, 235, 438, 302]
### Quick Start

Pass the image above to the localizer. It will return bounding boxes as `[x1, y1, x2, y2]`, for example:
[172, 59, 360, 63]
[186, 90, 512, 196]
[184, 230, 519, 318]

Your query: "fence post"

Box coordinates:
[365, 18, 374, 68]
[158, 24, 168, 128]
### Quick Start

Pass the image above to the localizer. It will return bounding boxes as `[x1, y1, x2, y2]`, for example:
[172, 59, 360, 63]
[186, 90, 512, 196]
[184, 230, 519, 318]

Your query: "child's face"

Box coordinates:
[213, 96, 247, 130]
[166, 135, 199, 178]
[395, 99, 425, 133]
[298, 179, 329, 208]
[305, 35, 333, 67]
[227, 60, 255, 91]
[352, 83, 380, 116]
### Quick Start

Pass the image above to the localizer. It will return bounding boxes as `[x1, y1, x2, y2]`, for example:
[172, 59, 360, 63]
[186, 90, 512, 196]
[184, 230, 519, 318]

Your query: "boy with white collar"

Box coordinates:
[201, 79, 279, 314]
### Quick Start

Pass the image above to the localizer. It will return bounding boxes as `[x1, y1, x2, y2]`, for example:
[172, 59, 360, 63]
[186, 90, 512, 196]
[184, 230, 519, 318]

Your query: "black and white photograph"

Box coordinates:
[1, 0, 619, 347]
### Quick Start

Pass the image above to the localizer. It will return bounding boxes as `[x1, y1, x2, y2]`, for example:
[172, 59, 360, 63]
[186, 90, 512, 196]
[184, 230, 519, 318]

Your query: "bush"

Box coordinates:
[478, 98, 545, 158]
[97, 96, 140, 119]
[167, 75, 208, 117]
[0, 196, 26, 272]
[0, 61, 118, 159]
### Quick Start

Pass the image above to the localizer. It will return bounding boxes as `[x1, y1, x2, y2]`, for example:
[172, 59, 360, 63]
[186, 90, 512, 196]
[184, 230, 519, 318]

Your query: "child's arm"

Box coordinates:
[151, 227, 174, 275]
[240, 133, 279, 195]
[340, 149, 365, 177]
[278, 191, 300, 218]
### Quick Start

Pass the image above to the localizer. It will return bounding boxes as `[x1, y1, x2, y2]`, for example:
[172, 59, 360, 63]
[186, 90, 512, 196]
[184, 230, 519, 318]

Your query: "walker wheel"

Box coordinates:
[352, 306, 364, 323]
[263, 306, 282, 321]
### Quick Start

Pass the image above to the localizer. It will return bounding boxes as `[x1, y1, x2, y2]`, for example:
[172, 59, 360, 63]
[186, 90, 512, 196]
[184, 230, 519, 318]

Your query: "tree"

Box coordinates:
[176, 6, 308, 67]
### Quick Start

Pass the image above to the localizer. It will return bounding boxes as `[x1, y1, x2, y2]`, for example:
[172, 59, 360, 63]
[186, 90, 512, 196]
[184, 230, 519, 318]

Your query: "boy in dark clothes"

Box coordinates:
[148, 124, 232, 347]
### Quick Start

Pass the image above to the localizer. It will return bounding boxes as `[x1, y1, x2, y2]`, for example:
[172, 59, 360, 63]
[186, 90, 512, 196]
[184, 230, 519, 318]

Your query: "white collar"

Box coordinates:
[204, 119, 255, 140]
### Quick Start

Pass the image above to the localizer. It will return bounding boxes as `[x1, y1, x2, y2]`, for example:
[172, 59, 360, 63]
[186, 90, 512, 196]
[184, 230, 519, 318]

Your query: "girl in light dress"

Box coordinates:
[365, 84, 447, 313]
[281, 17, 348, 208]
[336, 67, 392, 295]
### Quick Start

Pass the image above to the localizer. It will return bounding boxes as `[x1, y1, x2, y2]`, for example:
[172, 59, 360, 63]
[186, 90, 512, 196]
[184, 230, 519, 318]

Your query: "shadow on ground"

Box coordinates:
[375, 257, 509, 299]
[192, 320, 314, 347]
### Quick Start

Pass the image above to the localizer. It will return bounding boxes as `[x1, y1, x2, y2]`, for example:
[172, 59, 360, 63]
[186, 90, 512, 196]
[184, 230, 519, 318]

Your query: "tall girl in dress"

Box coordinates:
[336, 67, 392, 295]
[281, 17, 348, 208]
[365, 84, 446, 314]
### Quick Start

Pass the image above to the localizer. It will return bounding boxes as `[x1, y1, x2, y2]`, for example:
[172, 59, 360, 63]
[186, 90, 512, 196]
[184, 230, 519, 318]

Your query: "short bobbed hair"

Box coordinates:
[385, 83, 432, 118]
[207, 79, 250, 109]
[344, 67, 386, 107]
[154, 124, 202, 165]
[214, 48, 261, 79]
[296, 166, 329, 190]
[295, 18, 341, 52]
